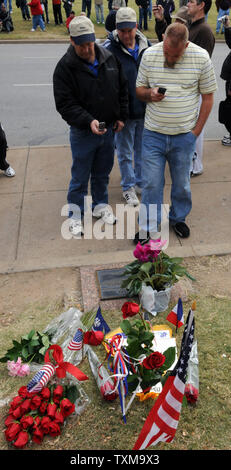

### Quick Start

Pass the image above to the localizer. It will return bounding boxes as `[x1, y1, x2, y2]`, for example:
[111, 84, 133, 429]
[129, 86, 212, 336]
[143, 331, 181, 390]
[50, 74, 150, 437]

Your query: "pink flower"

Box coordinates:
[133, 242, 149, 262]
[7, 358, 30, 377]
[133, 239, 166, 263]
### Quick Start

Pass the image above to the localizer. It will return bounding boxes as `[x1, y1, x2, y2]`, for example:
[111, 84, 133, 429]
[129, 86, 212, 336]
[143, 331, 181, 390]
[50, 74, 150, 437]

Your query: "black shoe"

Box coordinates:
[133, 231, 150, 245]
[172, 222, 190, 238]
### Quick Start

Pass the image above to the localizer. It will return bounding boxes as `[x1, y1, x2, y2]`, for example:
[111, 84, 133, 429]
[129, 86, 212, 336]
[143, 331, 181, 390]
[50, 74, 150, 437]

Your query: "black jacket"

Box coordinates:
[53, 43, 129, 129]
[104, 30, 150, 119]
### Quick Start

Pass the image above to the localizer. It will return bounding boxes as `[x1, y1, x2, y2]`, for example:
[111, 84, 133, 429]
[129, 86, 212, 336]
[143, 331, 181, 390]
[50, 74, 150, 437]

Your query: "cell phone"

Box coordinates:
[158, 87, 167, 95]
[99, 122, 105, 131]
[218, 15, 228, 23]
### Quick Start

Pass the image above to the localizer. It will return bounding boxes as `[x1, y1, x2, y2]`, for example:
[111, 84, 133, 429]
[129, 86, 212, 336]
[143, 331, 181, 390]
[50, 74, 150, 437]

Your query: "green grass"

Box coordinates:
[0, 0, 224, 41]
[0, 257, 231, 451]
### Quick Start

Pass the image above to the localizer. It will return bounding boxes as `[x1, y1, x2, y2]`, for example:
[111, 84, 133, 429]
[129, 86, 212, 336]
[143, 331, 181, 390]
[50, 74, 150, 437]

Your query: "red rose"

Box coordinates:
[185, 384, 199, 404]
[13, 430, 29, 449]
[121, 301, 140, 319]
[142, 352, 166, 370]
[20, 398, 31, 414]
[40, 387, 51, 401]
[5, 422, 21, 442]
[40, 416, 51, 434]
[20, 415, 34, 430]
[47, 403, 57, 418]
[32, 427, 44, 444]
[33, 416, 41, 429]
[54, 410, 65, 425]
[100, 381, 118, 402]
[18, 386, 29, 398]
[9, 396, 23, 410]
[53, 385, 64, 403]
[60, 398, 75, 417]
[83, 330, 104, 346]
[30, 395, 42, 410]
[4, 414, 15, 427]
[49, 422, 61, 437]
[12, 406, 23, 420]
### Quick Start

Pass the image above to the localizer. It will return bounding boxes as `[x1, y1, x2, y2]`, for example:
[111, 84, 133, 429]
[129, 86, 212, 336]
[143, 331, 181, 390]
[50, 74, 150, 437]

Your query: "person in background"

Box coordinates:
[52, 0, 63, 24]
[62, 0, 74, 19]
[104, 7, 150, 205]
[66, 9, 75, 30]
[220, 15, 231, 145]
[41, 0, 49, 23]
[82, 0, 92, 17]
[53, 16, 128, 237]
[0, 2, 13, 32]
[157, 0, 175, 25]
[215, 0, 231, 34]
[0, 123, 15, 177]
[95, 0, 104, 24]
[16, 0, 31, 21]
[135, 0, 150, 31]
[154, 4, 190, 41]
[28, 0, 46, 30]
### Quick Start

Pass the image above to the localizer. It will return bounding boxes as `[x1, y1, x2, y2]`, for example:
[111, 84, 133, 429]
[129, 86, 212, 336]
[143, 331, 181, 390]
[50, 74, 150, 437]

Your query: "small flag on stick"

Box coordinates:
[27, 363, 55, 393]
[133, 306, 195, 450]
[68, 328, 83, 351]
[92, 307, 110, 335]
[166, 298, 184, 331]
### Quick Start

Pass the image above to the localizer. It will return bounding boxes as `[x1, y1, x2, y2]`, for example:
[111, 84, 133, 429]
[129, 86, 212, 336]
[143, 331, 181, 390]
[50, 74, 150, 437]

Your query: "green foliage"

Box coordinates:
[121, 252, 195, 297]
[0, 329, 52, 364]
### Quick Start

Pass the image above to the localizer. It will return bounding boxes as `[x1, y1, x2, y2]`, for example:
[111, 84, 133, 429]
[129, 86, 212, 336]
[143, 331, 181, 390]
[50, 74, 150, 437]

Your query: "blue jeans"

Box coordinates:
[68, 126, 115, 218]
[139, 129, 196, 232]
[138, 7, 148, 30]
[4, 0, 12, 11]
[95, 4, 104, 23]
[216, 8, 229, 33]
[32, 14, 45, 30]
[115, 118, 144, 191]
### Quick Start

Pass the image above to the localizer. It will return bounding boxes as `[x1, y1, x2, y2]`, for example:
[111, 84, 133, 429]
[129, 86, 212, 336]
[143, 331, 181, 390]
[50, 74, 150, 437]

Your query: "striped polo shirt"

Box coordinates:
[136, 41, 217, 135]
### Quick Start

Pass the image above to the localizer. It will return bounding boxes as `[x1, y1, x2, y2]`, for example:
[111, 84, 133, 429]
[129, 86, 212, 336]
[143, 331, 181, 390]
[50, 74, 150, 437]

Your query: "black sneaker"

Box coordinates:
[172, 222, 190, 238]
[133, 230, 150, 245]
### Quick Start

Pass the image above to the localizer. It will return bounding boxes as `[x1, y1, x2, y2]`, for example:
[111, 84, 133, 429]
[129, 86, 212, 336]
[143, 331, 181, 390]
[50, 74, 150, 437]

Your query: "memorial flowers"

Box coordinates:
[121, 239, 194, 297]
[4, 383, 77, 449]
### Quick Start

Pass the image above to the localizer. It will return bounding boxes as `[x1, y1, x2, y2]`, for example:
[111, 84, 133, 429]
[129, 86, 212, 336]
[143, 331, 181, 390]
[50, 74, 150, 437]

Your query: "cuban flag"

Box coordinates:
[27, 363, 55, 393]
[68, 328, 83, 351]
[166, 298, 184, 329]
[92, 307, 110, 335]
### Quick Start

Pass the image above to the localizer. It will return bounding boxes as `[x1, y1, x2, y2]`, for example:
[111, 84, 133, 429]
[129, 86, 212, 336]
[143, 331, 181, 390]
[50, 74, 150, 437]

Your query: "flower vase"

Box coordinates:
[139, 284, 172, 316]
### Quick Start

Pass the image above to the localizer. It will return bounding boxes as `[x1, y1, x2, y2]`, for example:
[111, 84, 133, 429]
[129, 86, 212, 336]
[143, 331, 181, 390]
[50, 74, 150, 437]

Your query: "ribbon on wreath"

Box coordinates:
[27, 344, 88, 393]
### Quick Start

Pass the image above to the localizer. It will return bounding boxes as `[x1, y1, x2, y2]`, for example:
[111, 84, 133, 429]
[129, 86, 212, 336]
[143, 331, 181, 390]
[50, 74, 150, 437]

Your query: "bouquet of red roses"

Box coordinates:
[4, 382, 77, 449]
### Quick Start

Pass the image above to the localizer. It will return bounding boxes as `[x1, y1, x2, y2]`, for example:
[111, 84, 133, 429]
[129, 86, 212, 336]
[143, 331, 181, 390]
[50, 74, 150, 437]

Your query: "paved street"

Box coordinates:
[0, 42, 230, 147]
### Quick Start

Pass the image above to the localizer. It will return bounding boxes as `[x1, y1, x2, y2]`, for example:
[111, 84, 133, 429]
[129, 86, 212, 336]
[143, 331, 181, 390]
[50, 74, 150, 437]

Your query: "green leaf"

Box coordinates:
[21, 346, 29, 359]
[39, 346, 47, 355]
[120, 319, 132, 335]
[162, 347, 176, 370]
[139, 262, 152, 274]
[41, 335, 50, 348]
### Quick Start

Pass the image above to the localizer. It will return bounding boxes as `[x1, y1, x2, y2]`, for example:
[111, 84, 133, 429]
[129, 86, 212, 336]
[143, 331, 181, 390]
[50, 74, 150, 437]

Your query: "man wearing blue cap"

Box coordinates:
[53, 16, 128, 237]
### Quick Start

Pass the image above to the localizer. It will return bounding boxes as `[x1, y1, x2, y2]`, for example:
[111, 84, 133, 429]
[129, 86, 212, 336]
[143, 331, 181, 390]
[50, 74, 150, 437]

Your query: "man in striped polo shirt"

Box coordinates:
[135, 22, 216, 242]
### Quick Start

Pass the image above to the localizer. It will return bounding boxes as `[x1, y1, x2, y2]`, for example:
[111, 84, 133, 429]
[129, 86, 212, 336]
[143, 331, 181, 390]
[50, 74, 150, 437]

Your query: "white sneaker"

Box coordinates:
[93, 206, 117, 224]
[69, 219, 84, 237]
[31, 28, 35, 31]
[4, 166, 15, 177]
[123, 187, 139, 206]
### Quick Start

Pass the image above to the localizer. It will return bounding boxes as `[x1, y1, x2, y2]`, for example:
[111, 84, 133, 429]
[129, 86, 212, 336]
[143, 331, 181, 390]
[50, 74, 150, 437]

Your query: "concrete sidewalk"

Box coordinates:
[0, 140, 231, 274]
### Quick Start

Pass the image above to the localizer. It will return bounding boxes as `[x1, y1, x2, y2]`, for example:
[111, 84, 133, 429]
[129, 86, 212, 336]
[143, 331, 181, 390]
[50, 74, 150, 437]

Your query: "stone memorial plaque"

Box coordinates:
[96, 267, 131, 300]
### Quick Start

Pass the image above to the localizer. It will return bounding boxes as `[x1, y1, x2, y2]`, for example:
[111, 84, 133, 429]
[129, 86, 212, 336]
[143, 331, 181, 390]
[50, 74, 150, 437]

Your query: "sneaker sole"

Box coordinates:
[173, 227, 190, 238]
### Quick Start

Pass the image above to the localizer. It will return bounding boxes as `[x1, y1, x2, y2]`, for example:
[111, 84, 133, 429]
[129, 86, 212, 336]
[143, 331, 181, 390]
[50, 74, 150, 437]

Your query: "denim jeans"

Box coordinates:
[139, 129, 196, 232]
[4, 0, 12, 11]
[68, 126, 115, 218]
[95, 4, 104, 23]
[138, 7, 148, 30]
[216, 8, 230, 33]
[32, 14, 45, 30]
[115, 118, 144, 192]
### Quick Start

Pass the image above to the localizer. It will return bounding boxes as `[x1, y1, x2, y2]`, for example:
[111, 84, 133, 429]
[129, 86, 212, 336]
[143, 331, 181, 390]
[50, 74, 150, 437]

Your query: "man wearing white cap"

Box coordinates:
[105, 7, 150, 206]
[53, 16, 128, 237]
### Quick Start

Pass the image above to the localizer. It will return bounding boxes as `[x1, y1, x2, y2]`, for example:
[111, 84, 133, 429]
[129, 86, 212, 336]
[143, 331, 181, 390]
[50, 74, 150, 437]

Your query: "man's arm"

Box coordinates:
[191, 93, 214, 137]
[136, 86, 166, 103]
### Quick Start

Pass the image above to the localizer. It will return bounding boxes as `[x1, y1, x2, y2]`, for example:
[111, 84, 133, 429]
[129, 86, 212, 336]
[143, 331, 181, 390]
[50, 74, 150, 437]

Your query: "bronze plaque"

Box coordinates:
[96, 267, 131, 300]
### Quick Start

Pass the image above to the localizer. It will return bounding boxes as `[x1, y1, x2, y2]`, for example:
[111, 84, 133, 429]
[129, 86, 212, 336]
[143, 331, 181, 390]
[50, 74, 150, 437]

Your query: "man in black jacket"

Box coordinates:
[53, 16, 128, 237]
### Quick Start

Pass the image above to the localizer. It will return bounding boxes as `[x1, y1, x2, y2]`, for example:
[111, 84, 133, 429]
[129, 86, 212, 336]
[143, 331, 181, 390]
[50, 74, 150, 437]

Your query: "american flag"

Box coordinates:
[133, 308, 195, 450]
[68, 328, 83, 351]
[27, 363, 55, 394]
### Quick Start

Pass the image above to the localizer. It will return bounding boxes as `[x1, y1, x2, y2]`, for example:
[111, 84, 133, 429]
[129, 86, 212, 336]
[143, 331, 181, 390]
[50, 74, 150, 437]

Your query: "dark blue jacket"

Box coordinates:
[104, 30, 150, 119]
